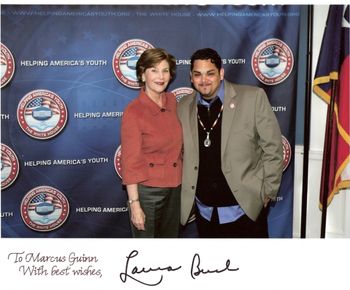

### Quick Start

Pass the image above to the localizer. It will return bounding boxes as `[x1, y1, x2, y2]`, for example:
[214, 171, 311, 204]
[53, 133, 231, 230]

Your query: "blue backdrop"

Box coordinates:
[1, 5, 300, 238]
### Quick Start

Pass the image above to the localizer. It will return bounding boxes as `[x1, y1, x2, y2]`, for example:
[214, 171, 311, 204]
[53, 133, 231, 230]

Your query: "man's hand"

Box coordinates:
[264, 196, 271, 208]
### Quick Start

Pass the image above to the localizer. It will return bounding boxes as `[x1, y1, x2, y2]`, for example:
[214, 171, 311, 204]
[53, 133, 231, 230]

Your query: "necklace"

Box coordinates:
[197, 104, 224, 147]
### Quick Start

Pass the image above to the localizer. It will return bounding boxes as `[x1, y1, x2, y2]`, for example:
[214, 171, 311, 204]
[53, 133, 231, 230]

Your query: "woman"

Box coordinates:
[121, 48, 182, 238]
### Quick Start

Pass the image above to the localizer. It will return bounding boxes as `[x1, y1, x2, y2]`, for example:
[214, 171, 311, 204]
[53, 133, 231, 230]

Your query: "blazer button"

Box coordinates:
[194, 166, 198, 170]
[173, 162, 177, 167]
[149, 163, 154, 167]
[191, 186, 195, 190]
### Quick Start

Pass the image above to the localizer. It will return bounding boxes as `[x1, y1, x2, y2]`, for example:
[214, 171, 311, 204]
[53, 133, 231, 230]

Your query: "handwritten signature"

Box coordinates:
[119, 250, 239, 286]
[190, 253, 239, 279]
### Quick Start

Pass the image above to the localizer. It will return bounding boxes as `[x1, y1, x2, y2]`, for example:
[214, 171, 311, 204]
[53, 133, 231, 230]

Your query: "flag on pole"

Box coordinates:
[313, 5, 350, 209]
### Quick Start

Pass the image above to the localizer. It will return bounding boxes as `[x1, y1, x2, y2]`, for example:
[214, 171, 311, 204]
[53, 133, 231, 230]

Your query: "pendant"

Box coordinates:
[204, 132, 211, 147]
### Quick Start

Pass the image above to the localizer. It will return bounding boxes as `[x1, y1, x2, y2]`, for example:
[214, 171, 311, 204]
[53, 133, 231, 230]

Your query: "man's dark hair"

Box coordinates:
[190, 48, 222, 71]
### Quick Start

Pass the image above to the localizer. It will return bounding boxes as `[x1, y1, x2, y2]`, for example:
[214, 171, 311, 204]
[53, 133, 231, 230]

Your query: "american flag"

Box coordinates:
[1, 153, 12, 168]
[28, 193, 62, 211]
[259, 45, 287, 63]
[25, 97, 60, 115]
[120, 47, 144, 64]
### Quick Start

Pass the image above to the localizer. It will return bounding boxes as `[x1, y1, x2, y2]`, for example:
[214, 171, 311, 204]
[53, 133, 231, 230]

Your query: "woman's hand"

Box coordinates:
[130, 202, 146, 231]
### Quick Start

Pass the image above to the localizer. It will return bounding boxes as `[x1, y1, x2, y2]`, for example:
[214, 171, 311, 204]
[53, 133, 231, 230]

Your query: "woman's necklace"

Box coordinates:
[197, 104, 224, 147]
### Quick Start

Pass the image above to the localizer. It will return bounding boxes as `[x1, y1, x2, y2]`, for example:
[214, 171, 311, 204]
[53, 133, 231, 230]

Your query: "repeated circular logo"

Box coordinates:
[252, 38, 293, 85]
[17, 89, 68, 139]
[171, 87, 194, 102]
[1, 143, 20, 190]
[282, 135, 292, 172]
[1, 42, 15, 88]
[112, 39, 154, 89]
[114, 145, 122, 179]
[21, 185, 70, 232]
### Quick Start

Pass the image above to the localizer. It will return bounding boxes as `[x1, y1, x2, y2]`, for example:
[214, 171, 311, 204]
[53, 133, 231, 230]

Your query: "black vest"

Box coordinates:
[196, 97, 238, 207]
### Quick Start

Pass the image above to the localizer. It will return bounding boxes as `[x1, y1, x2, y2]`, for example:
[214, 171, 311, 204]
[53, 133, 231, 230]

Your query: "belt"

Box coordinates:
[195, 196, 245, 224]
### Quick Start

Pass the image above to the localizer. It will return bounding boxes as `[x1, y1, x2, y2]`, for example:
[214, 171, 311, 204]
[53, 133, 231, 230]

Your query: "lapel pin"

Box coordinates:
[230, 102, 235, 109]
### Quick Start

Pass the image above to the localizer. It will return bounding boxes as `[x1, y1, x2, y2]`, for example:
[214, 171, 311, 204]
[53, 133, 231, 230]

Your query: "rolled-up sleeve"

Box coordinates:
[121, 106, 148, 185]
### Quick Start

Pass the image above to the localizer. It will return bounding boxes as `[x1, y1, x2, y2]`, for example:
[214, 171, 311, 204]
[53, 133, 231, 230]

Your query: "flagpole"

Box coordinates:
[300, 5, 313, 239]
[320, 79, 337, 238]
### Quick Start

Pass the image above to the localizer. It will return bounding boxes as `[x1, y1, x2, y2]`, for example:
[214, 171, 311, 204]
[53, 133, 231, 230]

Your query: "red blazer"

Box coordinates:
[121, 90, 183, 187]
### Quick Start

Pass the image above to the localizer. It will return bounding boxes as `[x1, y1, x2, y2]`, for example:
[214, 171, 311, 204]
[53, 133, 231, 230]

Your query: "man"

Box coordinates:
[177, 48, 283, 238]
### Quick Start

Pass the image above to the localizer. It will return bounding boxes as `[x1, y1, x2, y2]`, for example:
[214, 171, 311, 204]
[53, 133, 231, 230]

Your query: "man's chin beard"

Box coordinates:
[201, 93, 215, 100]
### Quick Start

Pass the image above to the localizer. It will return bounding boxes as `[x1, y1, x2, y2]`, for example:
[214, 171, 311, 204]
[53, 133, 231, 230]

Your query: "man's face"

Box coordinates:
[190, 59, 224, 100]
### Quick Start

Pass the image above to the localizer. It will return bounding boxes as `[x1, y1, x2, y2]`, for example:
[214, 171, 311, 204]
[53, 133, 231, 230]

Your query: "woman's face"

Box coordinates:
[142, 59, 171, 97]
